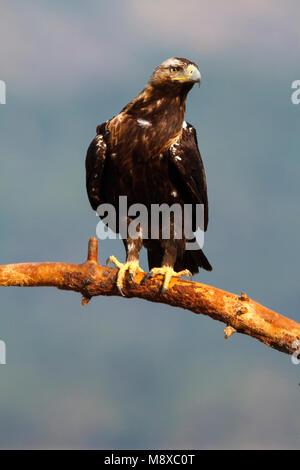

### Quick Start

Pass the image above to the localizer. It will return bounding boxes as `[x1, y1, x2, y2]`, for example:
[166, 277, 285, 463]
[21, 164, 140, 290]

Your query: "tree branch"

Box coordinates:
[0, 237, 299, 355]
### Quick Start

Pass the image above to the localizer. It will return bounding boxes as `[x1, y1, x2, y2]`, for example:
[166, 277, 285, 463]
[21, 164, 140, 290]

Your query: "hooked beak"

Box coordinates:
[173, 64, 201, 87]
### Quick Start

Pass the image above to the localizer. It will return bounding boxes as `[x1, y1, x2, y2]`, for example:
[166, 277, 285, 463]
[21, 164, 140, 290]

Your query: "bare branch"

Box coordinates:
[0, 237, 299, 355]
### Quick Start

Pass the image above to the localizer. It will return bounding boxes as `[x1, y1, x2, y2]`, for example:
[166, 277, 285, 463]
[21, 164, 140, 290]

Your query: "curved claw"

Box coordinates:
[129, 272, 136, 286]
[106, 257, 115, 267]
[117, 285, 125, 297]
[141, 271, 152, 284]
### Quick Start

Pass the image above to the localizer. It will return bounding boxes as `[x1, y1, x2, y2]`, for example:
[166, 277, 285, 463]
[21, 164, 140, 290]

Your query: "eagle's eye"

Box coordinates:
[170, 66, 182, 73]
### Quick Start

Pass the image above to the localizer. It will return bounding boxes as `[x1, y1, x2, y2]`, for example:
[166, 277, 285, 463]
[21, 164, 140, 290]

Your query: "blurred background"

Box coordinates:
[0, 0, 299, 449]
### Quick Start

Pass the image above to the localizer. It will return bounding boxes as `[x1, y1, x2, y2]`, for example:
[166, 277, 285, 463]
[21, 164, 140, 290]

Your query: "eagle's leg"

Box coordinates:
[144, 244, 192, 294]
[106, 233, 143, 297]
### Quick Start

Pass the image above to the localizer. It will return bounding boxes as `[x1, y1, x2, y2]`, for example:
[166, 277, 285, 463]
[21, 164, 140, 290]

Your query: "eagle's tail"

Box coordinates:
[148, 247, 212, 276]
[174, 249, 212, 275]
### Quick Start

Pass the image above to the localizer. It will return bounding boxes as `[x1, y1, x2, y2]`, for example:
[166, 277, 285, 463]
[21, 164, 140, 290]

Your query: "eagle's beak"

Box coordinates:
[187, 64, 201, 85]
[173, 64, 201, 86]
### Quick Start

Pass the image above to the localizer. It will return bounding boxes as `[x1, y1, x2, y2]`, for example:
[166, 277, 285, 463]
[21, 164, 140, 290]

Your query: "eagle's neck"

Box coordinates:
[126, 84, 190, 150]
[126, 84, 189, 121]
[109, 84, 192, 158]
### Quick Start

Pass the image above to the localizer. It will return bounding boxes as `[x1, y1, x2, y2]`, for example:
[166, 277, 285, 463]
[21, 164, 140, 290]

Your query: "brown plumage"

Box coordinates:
[86, 57, 212, 295]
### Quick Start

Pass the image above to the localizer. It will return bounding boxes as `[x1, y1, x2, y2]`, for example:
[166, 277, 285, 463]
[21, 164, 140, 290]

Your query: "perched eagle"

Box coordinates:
[86, 57, 212, 295]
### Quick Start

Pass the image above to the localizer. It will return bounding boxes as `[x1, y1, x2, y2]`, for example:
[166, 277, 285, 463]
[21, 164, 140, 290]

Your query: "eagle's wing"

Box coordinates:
[85, 122, 108, 210]
[168, 122, 208, 231]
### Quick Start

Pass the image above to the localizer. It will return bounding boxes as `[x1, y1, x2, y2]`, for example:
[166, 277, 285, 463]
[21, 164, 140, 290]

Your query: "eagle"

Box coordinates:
[86, 57, 212, 295]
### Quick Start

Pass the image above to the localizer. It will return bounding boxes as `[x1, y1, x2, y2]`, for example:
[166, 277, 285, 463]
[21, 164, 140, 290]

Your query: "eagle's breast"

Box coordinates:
[107, 94, 185, 161]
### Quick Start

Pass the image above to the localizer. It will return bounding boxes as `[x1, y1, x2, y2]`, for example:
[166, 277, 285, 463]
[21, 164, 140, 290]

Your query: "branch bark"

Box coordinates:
[0, 237, 299, 355]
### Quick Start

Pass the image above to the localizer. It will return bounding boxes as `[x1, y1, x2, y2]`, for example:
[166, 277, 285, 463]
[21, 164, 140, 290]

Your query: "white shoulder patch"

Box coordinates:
[182, 121, 187, 129]
[95, 135, 107, 151]
[137, 118, 152, 127]
[170, 142, 183, 162]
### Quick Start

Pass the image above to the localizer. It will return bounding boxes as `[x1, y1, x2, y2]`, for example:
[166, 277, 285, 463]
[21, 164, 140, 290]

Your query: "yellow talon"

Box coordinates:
[106, 255, 143, 296]
[143, 266, 192, 294]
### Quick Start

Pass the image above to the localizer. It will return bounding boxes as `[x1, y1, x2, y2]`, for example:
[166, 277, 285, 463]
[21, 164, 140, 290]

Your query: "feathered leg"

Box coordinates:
[106, 230, 143, 296]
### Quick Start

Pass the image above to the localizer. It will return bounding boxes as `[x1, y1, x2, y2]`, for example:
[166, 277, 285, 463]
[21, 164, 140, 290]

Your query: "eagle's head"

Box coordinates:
[150, 57, 201, 89]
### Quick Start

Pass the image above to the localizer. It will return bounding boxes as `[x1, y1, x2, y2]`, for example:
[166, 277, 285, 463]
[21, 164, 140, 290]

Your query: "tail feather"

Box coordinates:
[147, 246, 164, 271]
[174, 249, 212, 275]
[148, 246, 212, 275]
